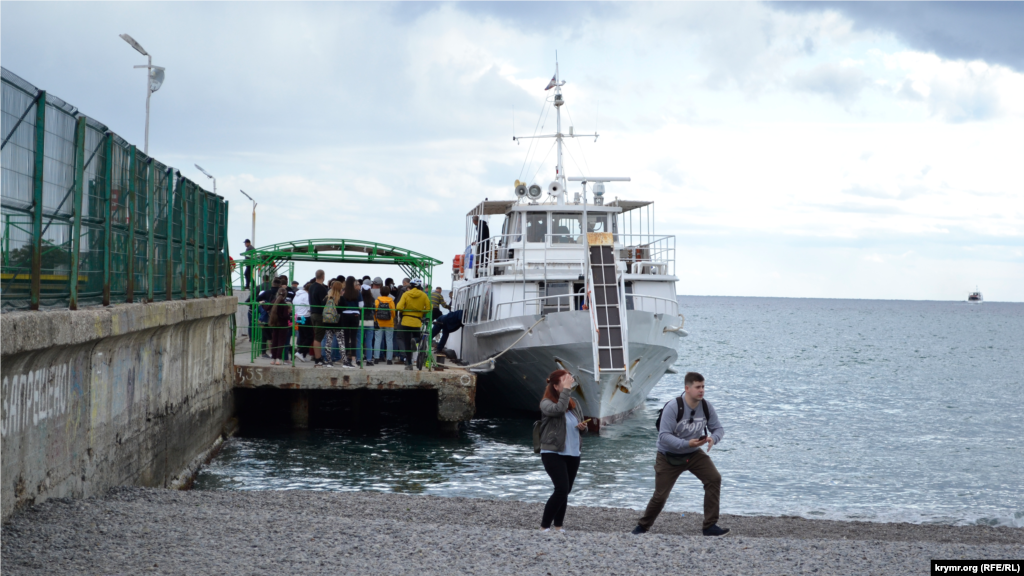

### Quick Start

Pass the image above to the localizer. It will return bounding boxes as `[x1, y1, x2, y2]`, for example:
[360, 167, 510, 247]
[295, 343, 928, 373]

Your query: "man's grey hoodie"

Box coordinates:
[657, 398, 725, 456]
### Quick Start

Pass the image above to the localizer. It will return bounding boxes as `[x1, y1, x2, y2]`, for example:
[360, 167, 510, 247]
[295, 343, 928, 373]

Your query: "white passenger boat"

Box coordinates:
[446, 64, 686, 429]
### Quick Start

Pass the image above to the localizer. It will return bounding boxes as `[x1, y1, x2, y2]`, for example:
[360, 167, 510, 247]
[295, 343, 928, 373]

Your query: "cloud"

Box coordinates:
[771, 1, 1024, 72]
[3, 2, 1021, 301]
[790, 62, 868, 104]
[879, 51, 1017, 122]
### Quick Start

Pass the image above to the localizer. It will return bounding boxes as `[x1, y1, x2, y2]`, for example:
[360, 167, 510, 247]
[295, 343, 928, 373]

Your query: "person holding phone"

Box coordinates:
[537, 369, 588, 533]
[631, 372, 729, 537]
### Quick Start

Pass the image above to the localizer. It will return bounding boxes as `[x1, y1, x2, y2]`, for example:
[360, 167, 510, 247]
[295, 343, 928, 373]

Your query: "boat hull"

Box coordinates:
[461, 309, 680, 429]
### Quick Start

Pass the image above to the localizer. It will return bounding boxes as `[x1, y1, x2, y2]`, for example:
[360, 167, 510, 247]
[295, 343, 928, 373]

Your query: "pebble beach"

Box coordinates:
[3, 488, 1021, 575]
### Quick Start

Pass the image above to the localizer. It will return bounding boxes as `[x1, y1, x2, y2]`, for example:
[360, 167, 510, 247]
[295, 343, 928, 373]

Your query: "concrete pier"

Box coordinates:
[232, 340, 476, 427]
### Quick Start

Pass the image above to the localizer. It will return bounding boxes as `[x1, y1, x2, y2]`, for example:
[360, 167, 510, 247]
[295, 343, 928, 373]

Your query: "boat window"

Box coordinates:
[505, 213, 522, 243]
[467, 284, 480, 324]
[587, 214, 608, 233]
[552, 213, 583, 244]
[526, 212, 547, 243]
[624, 282, 634, 311]
[454, 288, 466, 312]
[544, 282, 571, 313]
[480, 283, 492, 322]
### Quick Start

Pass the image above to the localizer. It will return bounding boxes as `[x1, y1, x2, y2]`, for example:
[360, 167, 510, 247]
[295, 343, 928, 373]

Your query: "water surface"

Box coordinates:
[196, 297, 1024, 527]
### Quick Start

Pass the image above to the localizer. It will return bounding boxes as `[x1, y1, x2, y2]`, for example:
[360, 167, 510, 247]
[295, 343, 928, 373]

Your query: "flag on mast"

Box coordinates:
[544, 74, 557, 90]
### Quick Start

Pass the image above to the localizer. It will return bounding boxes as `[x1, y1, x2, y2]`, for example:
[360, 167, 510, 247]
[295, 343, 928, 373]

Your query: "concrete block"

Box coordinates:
[2, 297, 238, 521]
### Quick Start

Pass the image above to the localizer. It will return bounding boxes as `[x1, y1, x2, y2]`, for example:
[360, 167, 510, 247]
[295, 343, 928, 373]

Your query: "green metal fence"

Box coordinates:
[1, 67, 229, 311]
[234, 239, 443, 368]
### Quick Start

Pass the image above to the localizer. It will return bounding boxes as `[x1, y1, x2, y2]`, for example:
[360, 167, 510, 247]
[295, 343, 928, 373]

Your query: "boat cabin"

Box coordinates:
[451, 195, 678, 327]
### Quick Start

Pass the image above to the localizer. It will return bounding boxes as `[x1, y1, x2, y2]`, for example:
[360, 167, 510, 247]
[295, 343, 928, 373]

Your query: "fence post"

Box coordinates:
[146, 159, 155, 302]
[165, 169, 174, 301]
[126, 145, 136, 303]
[69, 116, 86, 310]
[212, 197, 222, 295]
[224, 200, 231, 296]
[29, 91, 46, 311]
[201, 191, 209, 297]
[193, 184, 200, 299]
[102, 133, 112, 306]
[181, 181, 189, 299]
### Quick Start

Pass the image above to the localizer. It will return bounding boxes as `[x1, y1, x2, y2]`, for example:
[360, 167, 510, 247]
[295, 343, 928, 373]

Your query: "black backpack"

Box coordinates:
[375, 298, 392, 321]
[655, 397, 710, 436]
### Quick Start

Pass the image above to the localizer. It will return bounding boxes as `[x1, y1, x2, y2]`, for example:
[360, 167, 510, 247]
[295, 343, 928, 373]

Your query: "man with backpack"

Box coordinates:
[372, 284, 396, 365]
[631, 372, 729, 537]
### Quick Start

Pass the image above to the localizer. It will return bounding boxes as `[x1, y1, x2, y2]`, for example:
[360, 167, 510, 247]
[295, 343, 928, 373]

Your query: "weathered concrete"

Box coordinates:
[1, 297, 237, 521]
[233, 363, 476, 422]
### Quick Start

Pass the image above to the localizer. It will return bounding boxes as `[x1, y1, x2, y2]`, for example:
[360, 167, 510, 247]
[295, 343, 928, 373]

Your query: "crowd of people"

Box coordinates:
[250, 268, 460, 371]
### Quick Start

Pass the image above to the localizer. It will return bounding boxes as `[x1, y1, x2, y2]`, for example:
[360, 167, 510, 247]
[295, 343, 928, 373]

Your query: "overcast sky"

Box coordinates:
[3, 2, 1021, 301]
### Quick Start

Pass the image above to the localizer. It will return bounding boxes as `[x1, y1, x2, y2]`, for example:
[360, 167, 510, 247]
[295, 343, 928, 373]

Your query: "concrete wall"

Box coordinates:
[1, 297, 237, 521]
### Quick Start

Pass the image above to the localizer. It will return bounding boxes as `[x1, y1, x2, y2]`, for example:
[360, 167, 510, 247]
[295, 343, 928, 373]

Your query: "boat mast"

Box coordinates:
[555, 57, 565, 205]
[513, 57, 598, 203]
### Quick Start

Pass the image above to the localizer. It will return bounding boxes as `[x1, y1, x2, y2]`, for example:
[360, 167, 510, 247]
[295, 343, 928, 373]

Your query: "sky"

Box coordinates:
[2, 1, 1021, 301]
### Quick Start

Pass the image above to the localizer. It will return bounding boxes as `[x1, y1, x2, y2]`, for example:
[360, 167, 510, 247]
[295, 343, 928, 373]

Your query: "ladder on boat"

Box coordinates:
[588, 244, 628, 373]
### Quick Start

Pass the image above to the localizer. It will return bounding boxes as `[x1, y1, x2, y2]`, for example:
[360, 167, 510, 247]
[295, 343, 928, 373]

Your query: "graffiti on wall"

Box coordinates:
[1, 363, 73, 438]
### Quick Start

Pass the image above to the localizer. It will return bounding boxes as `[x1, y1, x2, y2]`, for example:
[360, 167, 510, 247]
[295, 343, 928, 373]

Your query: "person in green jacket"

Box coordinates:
[430, 286, 451, 319]
[395, 278, 431, 370]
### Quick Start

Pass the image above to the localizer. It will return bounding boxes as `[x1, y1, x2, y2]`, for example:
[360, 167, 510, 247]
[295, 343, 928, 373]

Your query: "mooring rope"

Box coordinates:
[460, 315, 547, 370]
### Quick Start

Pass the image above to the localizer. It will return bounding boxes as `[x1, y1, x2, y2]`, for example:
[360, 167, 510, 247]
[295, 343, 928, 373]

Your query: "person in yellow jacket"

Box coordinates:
[372, 285, 397, 365]
[395, 278, 431, 370]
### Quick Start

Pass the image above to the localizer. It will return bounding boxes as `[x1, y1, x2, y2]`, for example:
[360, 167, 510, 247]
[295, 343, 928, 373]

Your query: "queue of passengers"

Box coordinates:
[254, 269, 453, 370]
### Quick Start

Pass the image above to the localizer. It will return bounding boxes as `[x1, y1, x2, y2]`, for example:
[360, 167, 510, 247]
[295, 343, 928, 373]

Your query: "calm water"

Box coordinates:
[195, 297, 1024, 527]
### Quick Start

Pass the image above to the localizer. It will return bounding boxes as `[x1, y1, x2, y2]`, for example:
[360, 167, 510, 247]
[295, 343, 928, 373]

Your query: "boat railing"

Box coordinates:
[617, 234, 676, 277]
[459, 232, 675, 282]
[462, 233, 587, 281]
[625, 293, 680, 316]
[490, 291, 678, 321]
[493, 292, 584, 320]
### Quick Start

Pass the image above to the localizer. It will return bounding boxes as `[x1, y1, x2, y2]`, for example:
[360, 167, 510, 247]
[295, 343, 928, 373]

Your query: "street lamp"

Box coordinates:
[239, 190, 257, 248]
[194, 164, 216, 195]
[119, 33, 165, 155]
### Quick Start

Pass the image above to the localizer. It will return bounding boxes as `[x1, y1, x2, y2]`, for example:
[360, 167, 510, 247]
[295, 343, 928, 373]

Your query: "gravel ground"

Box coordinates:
[3, 488, 1021, 575]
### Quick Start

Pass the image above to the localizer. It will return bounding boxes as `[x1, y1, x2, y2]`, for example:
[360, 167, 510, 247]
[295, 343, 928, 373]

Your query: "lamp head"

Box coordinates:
[119, 34, 148, 56]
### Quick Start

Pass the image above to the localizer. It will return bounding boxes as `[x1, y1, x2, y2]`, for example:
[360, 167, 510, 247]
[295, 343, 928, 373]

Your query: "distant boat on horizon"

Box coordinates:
[968, 288, 983, 303]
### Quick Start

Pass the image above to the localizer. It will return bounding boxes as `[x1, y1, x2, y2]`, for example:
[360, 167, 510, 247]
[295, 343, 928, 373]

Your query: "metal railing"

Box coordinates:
[460, 232, 676, 281]
[617, 234, 676, 277]
[242, 298, 438, 369]
[626, 293, 680, 316]
[462, 233, 588, 280]
[1, 67, 228, 311]
[489, 292, 586, 322]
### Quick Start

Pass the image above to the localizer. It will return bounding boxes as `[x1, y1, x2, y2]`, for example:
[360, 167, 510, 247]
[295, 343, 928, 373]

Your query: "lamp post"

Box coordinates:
[239, 190, 256, 248]
[119, 33, 164, 155]
[194, 164, 216, 195]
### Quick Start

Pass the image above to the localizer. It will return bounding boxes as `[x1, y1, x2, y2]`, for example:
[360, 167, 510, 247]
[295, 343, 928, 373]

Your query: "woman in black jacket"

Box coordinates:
[264, 287, 292, 365]
[537, 369, 587, 532]
[339, 276, 362, 368]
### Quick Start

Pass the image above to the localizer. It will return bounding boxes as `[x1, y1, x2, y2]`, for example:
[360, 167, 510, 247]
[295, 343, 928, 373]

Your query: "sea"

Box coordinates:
[194, 296, 1024, 528]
